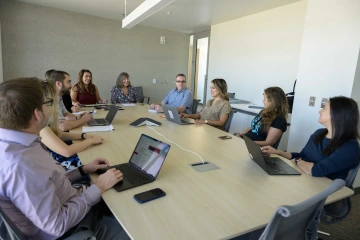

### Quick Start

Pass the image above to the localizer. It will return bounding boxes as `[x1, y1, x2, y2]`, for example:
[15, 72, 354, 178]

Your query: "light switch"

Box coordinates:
[153, 79, 156, 84]
[309, 96, 316, 107]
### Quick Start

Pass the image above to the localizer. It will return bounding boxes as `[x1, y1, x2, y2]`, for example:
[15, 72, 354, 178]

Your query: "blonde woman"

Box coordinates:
[40, 79, 104, 170]
[180, 78, 231, 129]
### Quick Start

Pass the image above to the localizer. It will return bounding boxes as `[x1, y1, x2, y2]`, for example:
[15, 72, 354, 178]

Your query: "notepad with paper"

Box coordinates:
[82, 125, 115, 133]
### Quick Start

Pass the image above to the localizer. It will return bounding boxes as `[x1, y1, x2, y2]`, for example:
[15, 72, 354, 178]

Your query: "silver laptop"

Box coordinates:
[162, 104, 193, 125]
[88, 105, 118, 126]
[96, 134, 171, 192]
[243, 135, 301, 175]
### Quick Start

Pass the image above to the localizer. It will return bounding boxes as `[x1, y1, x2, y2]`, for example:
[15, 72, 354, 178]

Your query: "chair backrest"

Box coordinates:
[0, 205, 26, 240]
[134, 86, 144, 103]
[320, 160, 360, 224]
[192, 99, 200, 114]
[259, 179, 345, 240]
[227, 92, 235, 99]
[273, 135, 282, 149]
[223, 110, 236, 133]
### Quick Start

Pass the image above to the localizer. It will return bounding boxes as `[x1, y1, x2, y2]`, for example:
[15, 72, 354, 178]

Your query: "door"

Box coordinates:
[189, 30, 210, 107]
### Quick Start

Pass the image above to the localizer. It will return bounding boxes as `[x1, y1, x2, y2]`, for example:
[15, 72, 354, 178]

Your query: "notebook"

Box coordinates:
[96, 134, 171, 192]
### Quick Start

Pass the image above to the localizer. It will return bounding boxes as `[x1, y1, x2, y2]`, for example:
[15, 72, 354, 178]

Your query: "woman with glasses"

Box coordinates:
[261, 96, 360, 180]
[180, 78, 231, 129]
[111, 72, 138, 104]
[40, 79, 104, 170]
[71, 69, 107, 105]
[235, 87, 288, 148]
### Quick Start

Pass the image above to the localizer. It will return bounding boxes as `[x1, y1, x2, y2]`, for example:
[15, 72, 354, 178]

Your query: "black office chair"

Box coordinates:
[192, 99, 200, 114]
[223, 110, 236, 133]
[227, 92, 236, 99]
[273, 135, 282, 149]
[134, 86, 150, 104]
[319, 160, 360, 230]
[0, 205, 26, 240]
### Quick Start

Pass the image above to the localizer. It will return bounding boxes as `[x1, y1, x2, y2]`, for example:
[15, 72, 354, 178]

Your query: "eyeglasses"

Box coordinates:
[43, 98, 54, 106]
[176, 81, 186, 83]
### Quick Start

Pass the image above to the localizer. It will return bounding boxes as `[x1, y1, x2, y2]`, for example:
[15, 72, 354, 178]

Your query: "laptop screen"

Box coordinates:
[129, 134, 170, 178]
[105, 105, 118, 123]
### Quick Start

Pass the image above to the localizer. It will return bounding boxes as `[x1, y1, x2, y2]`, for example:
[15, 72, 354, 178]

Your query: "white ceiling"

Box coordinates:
[17, 0, 302, 33]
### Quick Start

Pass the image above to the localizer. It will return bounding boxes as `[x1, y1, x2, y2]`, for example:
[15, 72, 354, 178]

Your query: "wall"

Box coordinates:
[288, 0, 360, 152]
[0, 1, 189, 103]
[207, 1, 307, 105]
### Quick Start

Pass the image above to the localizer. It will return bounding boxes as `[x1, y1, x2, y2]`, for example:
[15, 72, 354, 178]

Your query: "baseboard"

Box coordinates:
[354, 187, 360, 195]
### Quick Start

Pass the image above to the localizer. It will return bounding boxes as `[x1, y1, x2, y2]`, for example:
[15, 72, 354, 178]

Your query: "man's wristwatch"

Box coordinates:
[205, 120, 208, 124]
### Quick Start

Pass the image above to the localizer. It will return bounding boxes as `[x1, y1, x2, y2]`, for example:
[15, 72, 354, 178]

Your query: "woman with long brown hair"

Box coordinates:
[71, 69, 106, 105]
[235, 87, 288, 147]
[180, 78, 231, 129]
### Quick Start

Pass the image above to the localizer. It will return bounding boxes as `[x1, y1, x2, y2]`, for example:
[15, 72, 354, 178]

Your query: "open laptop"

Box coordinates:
[243, 135, 301, 175]
[96, 134, 171, 192]
[162, 104, 193, 125]
[88, 105, 118, 126]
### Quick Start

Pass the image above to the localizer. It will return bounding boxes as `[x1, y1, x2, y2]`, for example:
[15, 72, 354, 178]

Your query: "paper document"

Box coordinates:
[122, 103, 136, 107]
[73, 110, 97, 116]
[82, 125, 114, 133]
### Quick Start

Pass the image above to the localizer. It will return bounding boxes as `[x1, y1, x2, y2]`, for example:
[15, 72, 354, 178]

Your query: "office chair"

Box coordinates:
[273, 135, 282, 149]
[0, 205, 26, 240]
[318, 161, 360, 238]
[258, 179, 345, 240]
[223, 110, 236, 133]
[192, 99, 200, 114]
[227, 92, 236, 99]
[134, 86, 150, 104]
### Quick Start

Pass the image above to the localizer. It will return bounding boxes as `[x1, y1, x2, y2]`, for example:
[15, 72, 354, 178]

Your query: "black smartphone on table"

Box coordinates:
[134, 188, 166, 204]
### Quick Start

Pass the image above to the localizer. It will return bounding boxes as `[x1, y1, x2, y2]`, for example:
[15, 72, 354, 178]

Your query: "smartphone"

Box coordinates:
[218, 136, 232, 140]
[134, 188, 166, 204]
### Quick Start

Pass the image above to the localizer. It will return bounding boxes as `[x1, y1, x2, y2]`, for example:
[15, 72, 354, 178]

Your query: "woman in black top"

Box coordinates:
[235, 87, 288, 147]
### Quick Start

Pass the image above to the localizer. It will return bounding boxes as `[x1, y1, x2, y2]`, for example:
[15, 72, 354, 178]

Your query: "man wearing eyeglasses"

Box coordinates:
[50, 70, 93, 131]
[149, 73, 193, 114]
[0, 78, 127, 239]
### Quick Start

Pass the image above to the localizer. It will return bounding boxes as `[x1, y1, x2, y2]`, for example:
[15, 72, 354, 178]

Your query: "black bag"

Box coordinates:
[286, 80, 296, 113]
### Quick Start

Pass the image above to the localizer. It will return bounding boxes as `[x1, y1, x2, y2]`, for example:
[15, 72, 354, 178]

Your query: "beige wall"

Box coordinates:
[0, 20, 3, 82]
[0, 1, 190, 103]
[207, 1, 307, 104]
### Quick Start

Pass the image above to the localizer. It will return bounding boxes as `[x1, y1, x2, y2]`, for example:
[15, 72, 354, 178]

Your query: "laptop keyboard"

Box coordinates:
[88, 119, 107, 125]
[266, 161, 288, 174]
[115, 164, 150, 185]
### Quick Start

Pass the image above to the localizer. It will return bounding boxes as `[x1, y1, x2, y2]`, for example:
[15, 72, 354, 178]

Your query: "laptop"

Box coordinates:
[162, 104, 193, 125]
[88, 105, 118, 126]
[243, 135, 301, 175]
[96, 134, 171, 192]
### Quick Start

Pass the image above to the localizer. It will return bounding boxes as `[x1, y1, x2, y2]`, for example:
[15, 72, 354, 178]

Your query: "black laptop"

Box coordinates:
[88, 105, 118, 126]
[97, 134, 171, 192]
[243, 135, 301, 175]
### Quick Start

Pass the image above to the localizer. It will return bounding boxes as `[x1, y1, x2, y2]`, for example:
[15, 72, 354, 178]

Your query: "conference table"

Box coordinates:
[75, 104, 353, 240]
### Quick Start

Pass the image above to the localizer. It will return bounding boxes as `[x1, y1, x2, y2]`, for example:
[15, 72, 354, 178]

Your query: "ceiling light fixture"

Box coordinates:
[122, 0, 175, 29]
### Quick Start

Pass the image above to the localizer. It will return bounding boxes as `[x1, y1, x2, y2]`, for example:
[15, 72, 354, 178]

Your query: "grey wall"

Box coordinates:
[0, 19, 3, 82]
[0, 1, 190, 103]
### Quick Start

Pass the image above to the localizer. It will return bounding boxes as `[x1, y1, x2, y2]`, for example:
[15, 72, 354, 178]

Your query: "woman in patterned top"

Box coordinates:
[71, 69, 107, 105]
[111, 72, 138, 104]
[180, 78, 231, 129]
[235, 87, 288, 147]
[40, 79, 104, 170]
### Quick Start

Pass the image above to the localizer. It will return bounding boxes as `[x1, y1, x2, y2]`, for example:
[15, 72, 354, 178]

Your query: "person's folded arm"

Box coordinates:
[310, 141, 359, 177]
[178, 90, 193, 113]
[254, 127, 283, 147]
[63, 111, 76, 120]
[202, 113, 229, 127]
[40, 126, 93, 157]
[58, 118, 87, 132]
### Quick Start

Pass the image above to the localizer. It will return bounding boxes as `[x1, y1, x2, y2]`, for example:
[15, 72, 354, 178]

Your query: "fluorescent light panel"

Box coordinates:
[122, 0, 175, 29]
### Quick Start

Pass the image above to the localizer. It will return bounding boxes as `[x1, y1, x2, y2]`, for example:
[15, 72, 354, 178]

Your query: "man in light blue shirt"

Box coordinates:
[149, 74, 193, 114]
